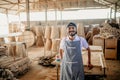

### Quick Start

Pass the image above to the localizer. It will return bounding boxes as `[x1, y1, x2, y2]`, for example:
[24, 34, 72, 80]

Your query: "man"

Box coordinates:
[59, 22, 93, 80]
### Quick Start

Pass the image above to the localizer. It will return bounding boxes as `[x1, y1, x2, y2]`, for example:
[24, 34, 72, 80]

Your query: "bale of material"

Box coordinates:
[45, 39, 52, 51]
[0, 46, 7, 56]
[100, 23, 120, 39]
[0, 38, 5, 45]
[8, 37, 16, 42]
[36, 36, 44, 47]
[51, 26, 60, 39]
[88, 35, 93, 45]
[8, 45, 16, 57]
[51, 39, 60, 52]
[45, 26, 51, 39]
[18, 31, 35, 48]
[7, 43, 26, 57]
[77, 23, 85, 37]
[60, 25, 67, 39]
[84, 26, 90, 35]
[16, 43, 27, 57]
[93, 35, 104, 49]
[9, 23, 19, 33]
[92, 27, 100, 36]
[85, 31, 92, 41]
[31, 26, 44, 36]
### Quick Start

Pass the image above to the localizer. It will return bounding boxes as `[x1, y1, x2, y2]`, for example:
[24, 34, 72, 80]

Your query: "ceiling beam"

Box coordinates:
[1, 0, 16, 4]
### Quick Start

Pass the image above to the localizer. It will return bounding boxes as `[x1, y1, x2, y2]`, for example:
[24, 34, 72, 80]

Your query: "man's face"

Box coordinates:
[67, 26, 77, 37]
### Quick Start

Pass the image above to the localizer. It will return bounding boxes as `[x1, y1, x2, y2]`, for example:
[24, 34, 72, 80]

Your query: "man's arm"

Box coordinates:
[60, 49, 63, 59]
[87, 47, 91, 64]
[86, 47, 93, 69]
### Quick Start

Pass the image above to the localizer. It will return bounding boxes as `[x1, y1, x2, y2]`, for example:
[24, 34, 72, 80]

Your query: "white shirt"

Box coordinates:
[60, 35, 89, 50]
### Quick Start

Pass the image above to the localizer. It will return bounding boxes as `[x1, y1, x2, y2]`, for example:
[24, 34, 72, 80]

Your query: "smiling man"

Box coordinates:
[59, 22, 93, 80]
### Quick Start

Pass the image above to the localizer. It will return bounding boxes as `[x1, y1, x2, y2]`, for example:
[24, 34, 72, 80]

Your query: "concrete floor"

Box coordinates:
[19, 46, 120, 80]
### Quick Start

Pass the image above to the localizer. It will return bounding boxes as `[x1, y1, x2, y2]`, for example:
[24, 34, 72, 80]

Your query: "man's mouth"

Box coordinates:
[69, 31, 75, 33]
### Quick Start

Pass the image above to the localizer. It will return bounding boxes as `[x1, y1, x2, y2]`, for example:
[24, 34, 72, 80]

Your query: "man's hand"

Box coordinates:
[88, 63, 93, 70]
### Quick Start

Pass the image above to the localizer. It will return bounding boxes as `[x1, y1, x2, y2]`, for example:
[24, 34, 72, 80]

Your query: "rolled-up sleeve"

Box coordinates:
[60, 38, 65, 50]
[81, 37, 89, 49]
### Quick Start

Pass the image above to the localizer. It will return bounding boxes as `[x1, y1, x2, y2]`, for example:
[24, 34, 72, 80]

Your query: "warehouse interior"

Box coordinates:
[0, 0, 120, 80]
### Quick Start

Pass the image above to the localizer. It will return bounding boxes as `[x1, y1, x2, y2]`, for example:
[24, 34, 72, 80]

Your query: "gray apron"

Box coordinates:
[60, 40, 84, 80]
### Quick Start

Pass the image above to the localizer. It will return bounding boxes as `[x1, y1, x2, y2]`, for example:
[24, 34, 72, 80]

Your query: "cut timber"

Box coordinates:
[18, 31, 35, 48]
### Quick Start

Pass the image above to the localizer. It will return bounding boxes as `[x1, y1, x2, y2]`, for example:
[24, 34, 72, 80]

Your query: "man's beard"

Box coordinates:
[69, 31, 76, 37]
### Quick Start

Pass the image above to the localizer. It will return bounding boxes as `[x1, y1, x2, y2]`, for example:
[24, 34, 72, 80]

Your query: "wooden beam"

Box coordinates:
[1, 0, 16, 4]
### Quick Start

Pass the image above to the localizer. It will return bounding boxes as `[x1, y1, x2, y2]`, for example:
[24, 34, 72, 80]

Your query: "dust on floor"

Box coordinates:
[19, 47, 120, 80]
